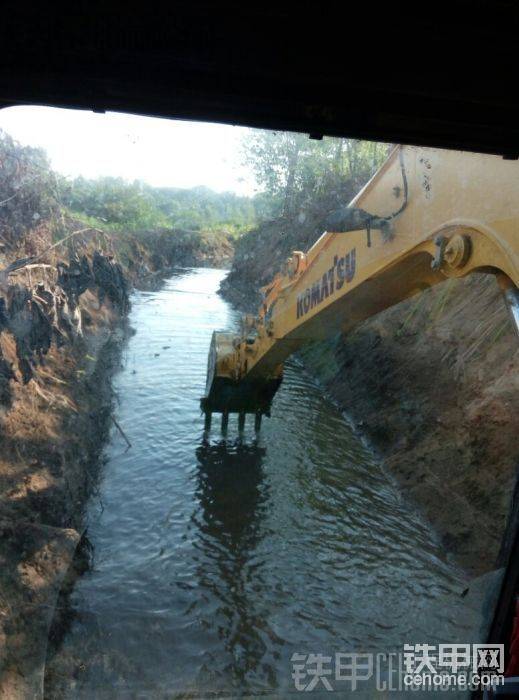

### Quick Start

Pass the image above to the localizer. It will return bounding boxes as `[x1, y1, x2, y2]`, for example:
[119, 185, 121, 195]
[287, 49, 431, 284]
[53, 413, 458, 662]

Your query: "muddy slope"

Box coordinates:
[124, 227, 234, 279]
[221, 214, 519, 577]
[0, 224, 233, 698]
[0, 250, 129, 697]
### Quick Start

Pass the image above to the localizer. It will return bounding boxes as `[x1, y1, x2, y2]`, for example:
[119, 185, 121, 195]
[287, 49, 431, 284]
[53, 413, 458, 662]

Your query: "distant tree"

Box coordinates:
[62, 176, 260, 234]
[242, 130, 389, 217]
[0, 130, 57, 245]
[243, 131, 307, 216]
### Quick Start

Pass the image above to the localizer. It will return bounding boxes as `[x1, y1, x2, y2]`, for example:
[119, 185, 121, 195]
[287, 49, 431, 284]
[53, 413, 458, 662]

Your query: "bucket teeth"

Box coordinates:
[221, 411, 229, 434]
[202, 409, 265, 436]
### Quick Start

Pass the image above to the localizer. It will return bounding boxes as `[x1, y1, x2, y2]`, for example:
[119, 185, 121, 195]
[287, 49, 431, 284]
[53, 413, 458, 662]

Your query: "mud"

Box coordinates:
[0, 248, 149, 696]
[0, 274, 127, 698]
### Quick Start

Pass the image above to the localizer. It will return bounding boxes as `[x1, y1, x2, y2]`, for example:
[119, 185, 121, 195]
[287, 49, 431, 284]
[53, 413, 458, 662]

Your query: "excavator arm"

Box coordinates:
[202, 145, 519, 430]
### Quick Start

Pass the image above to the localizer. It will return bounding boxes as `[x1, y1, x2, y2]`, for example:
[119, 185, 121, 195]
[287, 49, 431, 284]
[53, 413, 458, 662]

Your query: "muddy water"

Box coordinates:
[46, 268, 496, 698]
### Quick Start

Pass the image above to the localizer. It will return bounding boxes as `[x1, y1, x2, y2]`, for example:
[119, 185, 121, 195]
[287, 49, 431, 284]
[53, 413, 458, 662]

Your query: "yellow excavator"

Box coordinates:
[202, 145, 519, 431]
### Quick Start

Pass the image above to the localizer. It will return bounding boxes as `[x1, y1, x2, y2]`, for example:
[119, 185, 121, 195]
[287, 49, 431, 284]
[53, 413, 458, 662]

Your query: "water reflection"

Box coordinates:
[195, 439, 267, 550]
[194, 439, 270, 685]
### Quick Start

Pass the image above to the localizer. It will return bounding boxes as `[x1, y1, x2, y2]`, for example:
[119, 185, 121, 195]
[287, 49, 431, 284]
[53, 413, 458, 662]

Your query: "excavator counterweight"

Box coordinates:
[202, 145, 519, 428]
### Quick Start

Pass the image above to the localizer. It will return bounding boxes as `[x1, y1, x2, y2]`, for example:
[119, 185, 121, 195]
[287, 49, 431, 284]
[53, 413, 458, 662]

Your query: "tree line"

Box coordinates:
[0, 127, 390, 250]
[0, 129, 260, 245]
[62, 178, 259, 234]
[242, 130, 390, 218]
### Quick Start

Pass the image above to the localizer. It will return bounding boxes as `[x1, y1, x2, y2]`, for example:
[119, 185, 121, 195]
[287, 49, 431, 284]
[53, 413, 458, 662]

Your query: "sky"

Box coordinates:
[0, 106, 258, 196]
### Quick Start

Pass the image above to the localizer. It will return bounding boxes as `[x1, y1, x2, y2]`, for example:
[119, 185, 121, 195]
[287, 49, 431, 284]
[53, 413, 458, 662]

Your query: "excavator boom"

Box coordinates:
[202, 145, 519, 429]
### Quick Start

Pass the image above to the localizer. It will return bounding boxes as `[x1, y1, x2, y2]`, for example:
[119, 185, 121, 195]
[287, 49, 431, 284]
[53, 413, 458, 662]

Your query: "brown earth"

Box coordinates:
[0, 222, 233, 698]
[123, 227, 234, 281]
[0, 274, 126, 698]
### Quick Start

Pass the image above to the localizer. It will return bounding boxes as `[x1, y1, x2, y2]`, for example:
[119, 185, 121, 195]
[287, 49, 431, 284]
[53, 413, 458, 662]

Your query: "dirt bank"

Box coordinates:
[221, 214, 519, 577]
[0, 244, 129, 697]
[121, 227, 234, 283]
[0, 222, 232, 698]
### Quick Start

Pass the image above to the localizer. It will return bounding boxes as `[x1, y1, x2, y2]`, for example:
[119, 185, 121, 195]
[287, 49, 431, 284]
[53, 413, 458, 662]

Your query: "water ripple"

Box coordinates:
[50, 268, 494, 698]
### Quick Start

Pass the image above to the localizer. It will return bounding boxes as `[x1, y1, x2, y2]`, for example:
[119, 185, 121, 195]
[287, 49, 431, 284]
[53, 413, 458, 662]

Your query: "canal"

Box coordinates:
[45, 268, 495, 698]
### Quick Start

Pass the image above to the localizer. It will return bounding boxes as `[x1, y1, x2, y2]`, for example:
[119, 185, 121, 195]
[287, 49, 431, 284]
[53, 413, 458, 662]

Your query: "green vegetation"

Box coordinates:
[0, 130, 59, 245]
[0, 126, 390, 268]
[242, 130, 389, 218]
[61, 177, 258, 235]
[0, 129, 259, 251]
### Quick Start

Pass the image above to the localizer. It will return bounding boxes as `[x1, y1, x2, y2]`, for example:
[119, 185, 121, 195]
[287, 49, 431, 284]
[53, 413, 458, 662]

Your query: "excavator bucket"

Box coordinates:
[201, 331, 281, 431]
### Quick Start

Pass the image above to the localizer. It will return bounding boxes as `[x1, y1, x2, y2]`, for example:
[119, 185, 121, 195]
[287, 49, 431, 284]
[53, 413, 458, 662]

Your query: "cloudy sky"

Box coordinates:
[0, 106, 258, 196]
